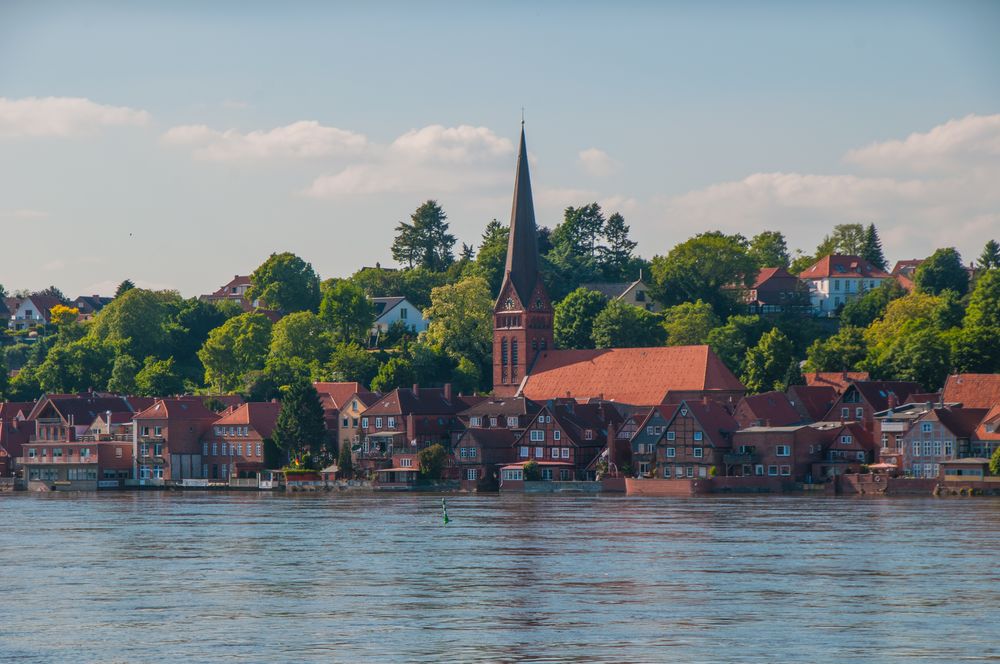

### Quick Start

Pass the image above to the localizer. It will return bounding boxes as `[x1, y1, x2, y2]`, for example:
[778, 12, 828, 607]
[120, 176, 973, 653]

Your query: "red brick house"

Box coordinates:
[733, 391, 803, 429]
[18, 412, 134, 491]
[0, 401, 35, 476]
[891, 406, 989, 478]
[787, 385, 837, 422]
[132, 398, 221, 483]
[730, 424, 828, 482]
[823, 381, 923, 432]
[453, 396, 541, 490]
[813, 422, 874, 477]
[206, 401, 280, 480]
[655, 399, 739, 480]
[804, 372, 869, 394]
[745, 267, 810, 315]
[314, 381, 373, 454]
[623, 405, 678, 478]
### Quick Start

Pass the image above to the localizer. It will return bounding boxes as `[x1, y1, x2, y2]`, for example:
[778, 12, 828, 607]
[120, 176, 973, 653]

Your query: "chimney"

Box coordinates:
[106, 410, 112, 435]
[606, 422, 617, 475]
[443, 383, 452, 402]
[887, 392, 898, 410]
[406, 413, 415, 436]
[412, 383, 419, 395]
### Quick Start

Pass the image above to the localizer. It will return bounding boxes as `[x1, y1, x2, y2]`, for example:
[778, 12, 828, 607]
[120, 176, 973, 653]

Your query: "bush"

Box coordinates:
[522, 460, 541, 481]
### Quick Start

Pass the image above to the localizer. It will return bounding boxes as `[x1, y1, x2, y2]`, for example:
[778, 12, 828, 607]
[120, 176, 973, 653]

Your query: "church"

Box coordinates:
[492, 126, 746, 407]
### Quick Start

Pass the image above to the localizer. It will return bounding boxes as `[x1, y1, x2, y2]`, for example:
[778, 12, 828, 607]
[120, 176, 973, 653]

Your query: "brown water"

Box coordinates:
[2, 492, 999, 663]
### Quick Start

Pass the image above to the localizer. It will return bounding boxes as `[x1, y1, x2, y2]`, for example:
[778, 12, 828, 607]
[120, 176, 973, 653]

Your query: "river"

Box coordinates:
[1, 492, 998, 663]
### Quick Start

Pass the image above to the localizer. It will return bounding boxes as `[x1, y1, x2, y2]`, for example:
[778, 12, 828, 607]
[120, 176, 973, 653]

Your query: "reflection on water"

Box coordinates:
[2, 492, 999, 663]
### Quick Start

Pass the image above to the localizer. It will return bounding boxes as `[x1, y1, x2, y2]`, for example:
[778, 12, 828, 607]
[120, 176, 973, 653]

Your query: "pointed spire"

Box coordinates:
[504, 124, 540, 304]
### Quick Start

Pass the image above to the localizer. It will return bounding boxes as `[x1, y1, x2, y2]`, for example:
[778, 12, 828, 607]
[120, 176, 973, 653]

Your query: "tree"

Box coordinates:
[318, 279, 374, 343]
[821, 223, 866, 256]
[649, 232, 756, 316]
[337, 436, 354, 478]
[598, 212, 638, 280]
[951, 325, 1000, 374]
[423, 276, 493, 372]
[522, 459, 541, 481]
[862, 293, 958, 387]
[591, 299, 666, 348]
[554, 203, 605, 259]
[246, 252, 321, 313]
[350, 265, 447, 310]
[804, 326, 867, 372]
[553, 288, 607, 350]
[661, 300, 720, 346]
[914, 248, 968, 296]
[978, 240, 1000, 270]
[135, 356, 184, 396]
[781, 360, 806, 391]
[36, 337, 114, 393]
[197, 312, 273, 392]
[874, 327, 951, 391]
[990, 446, 1000, 477]
[272, 378, 326, 460]
[88, 288, 177, 360]
[325, 342, 380, 386]
[964, 269, 1000, 329]
[49, 304, 79, 328]
[417, 443, 447, 480]
[839, 279, 906, 328]
[115, 279, 136, 297]
[748, 231, 790, 269]
[107, 354, 140, 394]
[473, 219, 509, 295]
[370, 357, 416, 393]
[268, 311, 333, 368]
[38, 285, 68, 303]
[861, 224, 888, 270]
[742, 328, 795, 394]
[706, 315, 774, 376]
[391, 200, 455, 271]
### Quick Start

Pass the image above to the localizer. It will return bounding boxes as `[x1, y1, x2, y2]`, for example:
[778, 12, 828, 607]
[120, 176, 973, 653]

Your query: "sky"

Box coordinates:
[1, 1, 999, 297]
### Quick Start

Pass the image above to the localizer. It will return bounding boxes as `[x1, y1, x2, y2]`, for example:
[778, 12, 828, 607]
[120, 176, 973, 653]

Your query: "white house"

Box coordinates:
[8, 295, 64, 330]
[370, 296, 428, 337]
[579, 277, 661, 312]
[798, 255, 892, 316]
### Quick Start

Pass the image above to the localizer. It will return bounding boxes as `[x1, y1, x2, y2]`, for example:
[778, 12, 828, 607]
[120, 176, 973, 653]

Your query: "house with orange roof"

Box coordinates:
[973, 404, 1000, 459]
[206, 401, 280, 480]
[453, 396, 541, 489]
[733, 391, 803, 429]
[314, 381, 374, 452]
[133, 397, 220, 483]
[799, 254, 891, 315]
[655, 398, 739, 480]
[804, 372, 869, 394]
[942, 374, 1000, 410]
[745, 267, 810, 315]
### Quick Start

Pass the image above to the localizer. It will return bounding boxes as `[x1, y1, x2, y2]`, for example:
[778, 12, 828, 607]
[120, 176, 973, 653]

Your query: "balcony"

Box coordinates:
[17, 455, 98, 465]
[723, 453, 757, 465]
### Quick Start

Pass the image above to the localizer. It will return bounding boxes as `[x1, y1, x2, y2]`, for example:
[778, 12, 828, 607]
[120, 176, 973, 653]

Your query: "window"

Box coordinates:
[768, 465, 778, 476]
[142, 426, 150, 436]
[212, 442, 218, 456]
[856, 452, 865, 461]
[680, 408, 688, 417]
[541, 468, 553, 481]
[490, 417, 497, 427]
[519, 446, 529, 458]
[944, 440, 953, 456]
[203, 442, 209, 456]
[154, 426, 162, 437]
[530, 430, 544, 442]
[139, 465, 151, 480]
[693, 432, 703, 442]
[502, 469, 523, 481]
[229, 427, 235, 436]
[855, 408, 863, 420]
[256, 444, 262, 457]
[507, 417, 518, 428]
[153, 467, 163, 479]
[841, 408, 849, 419]
[221, 442, 227, 456]
[922, 423, 932, 433]
[561, 448, 570, 459]
[693, 447, 703, 458]
[933, 440, 942, 456]
[776, 445, 790, 457]
[698, 467, 707, 478]
[551, 448, 559, 459]
[115, 447, 123, 458]
[535, 447, 543, 459]
[881, 433, 888, 448]
[666, 431, 676, 441]
[27, 448, 35, 458]
[236, 444, 243, 456]
[342, 418, 349, 427]
[361, 417, 368, 429]
[466, 469, 478, 481]
[153, 443, 163, 456]
[400, 458, 413, 467]
[470, 417, 482, 427]
[400, 307, 408, 319]
[387, 417, 396, 429]
[647, 426, 654, 436]
[841, 435, 852, 444]
[468, 447, 477, 458]
[666, 447, 676, 458]
[780, 465, 791, 476]
[912, 441, 920, 457]
[685, 466, 694, 478]
[375, 417, 383, 429]
[755, 464, 764, 476]
[229, 444, 235, 457]
[553, 430, 561, 441]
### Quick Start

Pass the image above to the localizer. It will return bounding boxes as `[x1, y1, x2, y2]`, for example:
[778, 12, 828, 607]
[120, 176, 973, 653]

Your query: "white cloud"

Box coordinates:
[533, 187, 600, 208]
[578, 148, 621, 177]
[0, 209, 48, 219]
[0, 96, 150, 138]
[845, 113, 1000, 173]
[303, 124, 515, 198]
[161, 120, 367, 161]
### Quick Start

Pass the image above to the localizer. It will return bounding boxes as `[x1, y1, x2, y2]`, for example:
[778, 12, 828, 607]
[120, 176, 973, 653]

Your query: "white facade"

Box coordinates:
[805, 276, 887, 315]
[9, 298, 50, 330]
[371, 297, 428, 334]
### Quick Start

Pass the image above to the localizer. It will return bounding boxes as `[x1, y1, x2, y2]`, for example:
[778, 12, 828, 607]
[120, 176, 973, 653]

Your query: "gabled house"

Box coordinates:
[730, 424, 828, 481]
[891, 259, 922, 292]
[745, 267, 810, 315]
[453, 396, 541, 489]
[625, 405, 678, 478]
[655, 399, 739, 480]
[132, 397, 221, 483]
[201, 275, 255, 307]
[894, 405, 988, 478]
[0, 401, 35, 476]
[8, 294, 65, 330]
[824, 381, 923, 432]
[813, 422, 873, 477]
[799, 255, 891, 315]
[942, 374, 1000, 410]
[733, 391, 802, 429]
[337, 390, 382, 463]
[787, 385, 838, 422]
[18, 412, 134, 491]
[370, 296, 428, 340]
[973, 404, 1000, 459]
[579, 277, 660, 312]
[314, 381, 373, 453]
[206, 401, 280, 480]
[72, 294, 113, 320]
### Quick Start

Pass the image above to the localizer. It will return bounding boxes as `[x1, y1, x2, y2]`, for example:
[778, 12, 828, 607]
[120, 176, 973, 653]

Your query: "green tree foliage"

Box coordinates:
[522, 459, 541, 481]
[741, 328, 795, 394]
[472, 219, 509, 295]
[914, 247, 969, 296]
[7, 365, 41, 401]
[325, 342, 380, 386]
[878, 327, 951, 390]
[38, 285, 68, 303]
[964, 269, 1000, 329]
[598, 212, 638, 280]
[591, 299, 666, 348]
[272, 378, 327, 459]
[661, 300, 720, 346]
[423, 276, 493, 378]
[706, 315, 774, 376]
[267, 311, 333, 370]
[417, 443, 447, 480]
[782, 360, 806, 390]
[839, 279, 906, 328]
[136, 356, 184, 396]
[246, 252, 321, 313]
[0, 362, 8, 400]
[391, 200, 455, 271]
[36, 337, 114, 393]
[649, 232, 756, 316]
[198, 312, 273, 392]
[819, 223, 866, 257]
[553, 288, 607, 350]
[114, 279, 136, 297]
[163, 298, 234, 382]
[318, 279, 374, 343]
[337, 436, 354, 478]
[350, 265, 446, 311]
[978, 240, 1000, 270]
[990, 446, 1000, 477]
[951, 325, 1000, 374]
[370, 356, 416, 393]
[88, 288, 177, 360]
[861, 223, 888, 270]
[804, 326, 868, 372]
[107, 354, 139, 394]
[748, 231, 790, 269]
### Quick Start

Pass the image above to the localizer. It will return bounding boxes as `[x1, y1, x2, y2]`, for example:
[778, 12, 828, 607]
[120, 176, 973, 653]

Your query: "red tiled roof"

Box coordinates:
[208, 275, 251, 298]
[904, 392, 941, 405]
[363, 387, 485, 417]
[975, 404, 1000, 441]
[736, 391, 801, 427]
[314, 382, 370, 410]
[27, 394, 136, 424]
[787, 385, 837, 421]
[799, 255, 892, 280]
[849, 381, 924, 412]
[935, 407, 989, 440]
[520, 346, 744, 406]
[0, 401, 35, 421]
[804, 372, 869, 393]
[942, 374, 1000, 410]
[214, 402, 281, 439]
[134, 397, 220, 422]
[680, 399, 740, 447]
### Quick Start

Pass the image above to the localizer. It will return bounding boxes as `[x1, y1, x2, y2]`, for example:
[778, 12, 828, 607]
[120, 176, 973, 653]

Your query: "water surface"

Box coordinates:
[2, 492, 998, 663]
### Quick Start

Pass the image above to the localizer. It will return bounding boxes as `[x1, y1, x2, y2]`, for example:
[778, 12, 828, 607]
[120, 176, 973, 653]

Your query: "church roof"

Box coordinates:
[519, 345, 744, 406]
[501, 126, 540, 304]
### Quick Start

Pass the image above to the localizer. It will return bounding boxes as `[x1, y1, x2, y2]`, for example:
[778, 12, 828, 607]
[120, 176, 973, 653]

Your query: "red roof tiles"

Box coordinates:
[942, 374, 1000, 410]
[799, 255, 892, 280]
[804, 372, 869, 394]
[214, 402, 281, 439]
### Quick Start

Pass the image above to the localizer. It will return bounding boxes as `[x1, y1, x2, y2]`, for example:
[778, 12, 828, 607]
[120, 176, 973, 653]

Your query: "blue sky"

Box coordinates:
[1, 1, 998, 296]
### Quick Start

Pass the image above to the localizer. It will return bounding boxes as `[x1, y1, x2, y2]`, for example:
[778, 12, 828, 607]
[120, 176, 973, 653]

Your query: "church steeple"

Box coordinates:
[493, 123, 554, 396]
[503, 125, 540, 305]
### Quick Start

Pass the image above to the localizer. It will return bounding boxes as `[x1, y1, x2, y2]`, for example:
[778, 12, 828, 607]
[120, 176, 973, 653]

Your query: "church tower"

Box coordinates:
[493, 125, 554, 396]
